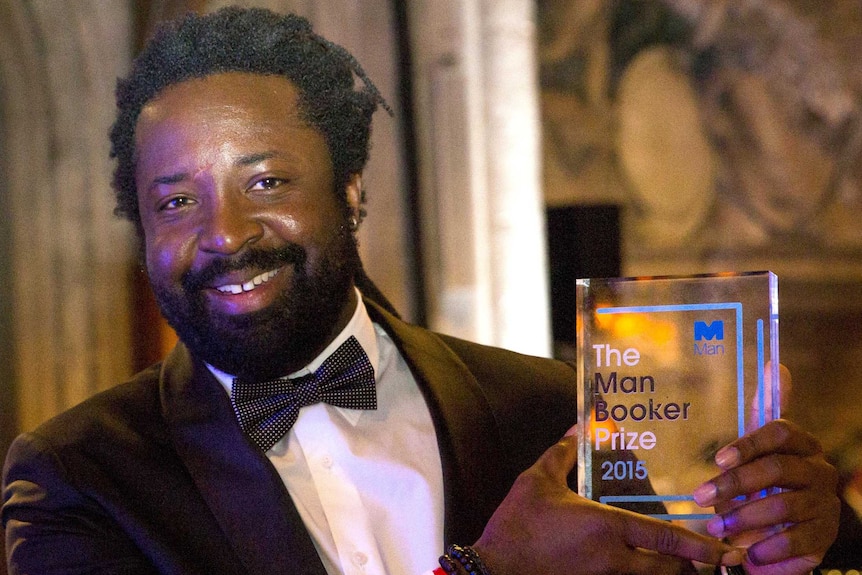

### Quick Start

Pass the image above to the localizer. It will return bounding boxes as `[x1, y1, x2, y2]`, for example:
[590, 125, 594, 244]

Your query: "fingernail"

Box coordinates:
[721, 548, 745, 567]
[706, 515, 725, 537]
[693, 482, 717, 506]
[715, 446, 740, 469]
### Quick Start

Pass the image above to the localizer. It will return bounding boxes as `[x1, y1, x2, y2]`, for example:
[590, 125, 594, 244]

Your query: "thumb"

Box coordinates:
[533, 435, 579, 485]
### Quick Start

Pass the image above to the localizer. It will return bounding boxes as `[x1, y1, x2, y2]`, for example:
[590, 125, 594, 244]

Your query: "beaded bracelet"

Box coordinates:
[438, 544, 493, 575]
[719, 566, 823, 575]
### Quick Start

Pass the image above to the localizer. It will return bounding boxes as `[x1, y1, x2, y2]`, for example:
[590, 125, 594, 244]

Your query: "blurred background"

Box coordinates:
[2, 0, 862, 572]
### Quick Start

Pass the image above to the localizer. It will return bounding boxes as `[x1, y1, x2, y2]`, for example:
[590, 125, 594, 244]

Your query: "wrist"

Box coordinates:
[438, 544, 493, 575]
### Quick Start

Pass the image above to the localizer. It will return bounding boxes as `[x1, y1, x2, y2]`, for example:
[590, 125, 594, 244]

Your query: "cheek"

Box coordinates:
[266, 210, 303, 237]
[144, 233, 195, 284]
[266, 211, 332, 257]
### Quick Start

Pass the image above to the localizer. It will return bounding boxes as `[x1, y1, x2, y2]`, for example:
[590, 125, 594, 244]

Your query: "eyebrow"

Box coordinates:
[152, 172, 187, 186]
[236, 151, 277, 166]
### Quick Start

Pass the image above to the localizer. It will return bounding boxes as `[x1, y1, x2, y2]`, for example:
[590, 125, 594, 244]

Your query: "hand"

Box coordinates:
[473, 435, 744, 575]
[693, 419, 840, 575]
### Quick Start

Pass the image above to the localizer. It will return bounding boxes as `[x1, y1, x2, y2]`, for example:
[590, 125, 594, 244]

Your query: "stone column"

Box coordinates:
[408, 0, 551, 356]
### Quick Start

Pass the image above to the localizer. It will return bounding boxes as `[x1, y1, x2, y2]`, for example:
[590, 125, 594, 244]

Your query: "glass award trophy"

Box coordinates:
[576, 272, 779, 528]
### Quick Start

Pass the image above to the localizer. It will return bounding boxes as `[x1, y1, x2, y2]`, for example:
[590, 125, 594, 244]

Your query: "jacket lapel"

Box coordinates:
[159, 344, 327, 575]
[366, 300, 510, 544]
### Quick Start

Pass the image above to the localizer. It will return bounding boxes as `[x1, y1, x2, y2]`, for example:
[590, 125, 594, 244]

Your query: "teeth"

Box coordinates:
[216, 269, 279, 294]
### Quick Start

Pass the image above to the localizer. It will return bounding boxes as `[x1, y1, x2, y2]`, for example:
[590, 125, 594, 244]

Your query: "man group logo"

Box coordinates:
[694, 320, 724, 341]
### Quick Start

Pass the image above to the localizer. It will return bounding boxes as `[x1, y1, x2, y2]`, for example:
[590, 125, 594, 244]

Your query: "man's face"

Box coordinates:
[134, 72, 362, 380]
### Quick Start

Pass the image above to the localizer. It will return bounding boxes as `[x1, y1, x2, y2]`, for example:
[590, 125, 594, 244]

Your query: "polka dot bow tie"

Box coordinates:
[230, 336, 377, 451]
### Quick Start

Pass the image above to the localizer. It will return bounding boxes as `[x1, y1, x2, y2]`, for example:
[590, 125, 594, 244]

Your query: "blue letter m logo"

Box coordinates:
[694, 320, 724, 341]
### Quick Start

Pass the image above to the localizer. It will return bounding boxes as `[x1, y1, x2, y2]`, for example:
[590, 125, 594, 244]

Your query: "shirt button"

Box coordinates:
[352, 551, 368, 566]
[321, 454, 333, 468]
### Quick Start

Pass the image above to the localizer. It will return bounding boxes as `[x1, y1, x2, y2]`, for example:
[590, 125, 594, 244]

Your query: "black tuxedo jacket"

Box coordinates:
[2, 300, 578, 574]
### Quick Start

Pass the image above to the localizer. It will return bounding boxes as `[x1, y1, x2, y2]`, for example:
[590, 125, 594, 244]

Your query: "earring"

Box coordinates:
[349, 216, 359, 231]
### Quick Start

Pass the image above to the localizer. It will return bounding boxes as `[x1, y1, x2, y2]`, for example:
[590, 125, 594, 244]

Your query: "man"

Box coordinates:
[1, 7, 840, 575]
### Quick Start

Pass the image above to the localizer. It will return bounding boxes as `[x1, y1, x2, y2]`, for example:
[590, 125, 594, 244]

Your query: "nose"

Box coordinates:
[197, 196, 264, 254]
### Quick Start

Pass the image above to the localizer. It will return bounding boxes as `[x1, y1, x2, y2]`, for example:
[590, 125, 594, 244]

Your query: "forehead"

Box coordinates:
[133, 71, 331, 172]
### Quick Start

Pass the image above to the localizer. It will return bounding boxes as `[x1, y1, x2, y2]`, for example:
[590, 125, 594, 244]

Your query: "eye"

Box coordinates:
[159, 196, 196, 211]
[248, 177, 287, 191]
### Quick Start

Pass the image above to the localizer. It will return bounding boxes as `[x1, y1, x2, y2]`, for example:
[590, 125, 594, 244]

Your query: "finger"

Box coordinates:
[744, 521, 833, 568]
[695, 453, 837, 507]
[706, 488, 836, 539]
[711, 420, 822, 472]
[532, 435, 579, 484]
[620, 510, 744, 567]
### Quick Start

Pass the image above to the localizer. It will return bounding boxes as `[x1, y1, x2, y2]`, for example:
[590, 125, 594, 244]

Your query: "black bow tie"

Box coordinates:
[230, 336, 377, 451]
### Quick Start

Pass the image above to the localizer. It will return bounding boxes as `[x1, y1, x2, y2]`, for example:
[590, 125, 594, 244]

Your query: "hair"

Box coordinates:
[109, 7, 389, 235]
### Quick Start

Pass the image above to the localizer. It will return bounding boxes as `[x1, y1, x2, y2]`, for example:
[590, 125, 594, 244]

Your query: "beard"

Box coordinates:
[149, 223, 361, 381]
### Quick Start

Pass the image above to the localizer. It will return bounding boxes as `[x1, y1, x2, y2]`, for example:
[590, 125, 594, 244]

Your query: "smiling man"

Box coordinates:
[1, 7, 841, 575]
[135, 72, 363, 381]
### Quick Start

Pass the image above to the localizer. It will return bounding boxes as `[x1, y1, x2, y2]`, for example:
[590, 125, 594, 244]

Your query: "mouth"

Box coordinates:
[214, 268, 281, 295]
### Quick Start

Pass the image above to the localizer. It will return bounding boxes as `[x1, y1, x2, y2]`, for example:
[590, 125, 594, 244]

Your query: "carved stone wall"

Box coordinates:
[540, 0, 862, 277]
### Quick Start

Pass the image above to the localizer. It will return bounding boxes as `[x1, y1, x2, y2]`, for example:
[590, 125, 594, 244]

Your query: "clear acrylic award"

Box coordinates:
[576, 272, 779, 526]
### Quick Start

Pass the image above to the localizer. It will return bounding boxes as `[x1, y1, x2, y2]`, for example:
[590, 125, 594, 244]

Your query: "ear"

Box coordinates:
[345, 173, 363, 225]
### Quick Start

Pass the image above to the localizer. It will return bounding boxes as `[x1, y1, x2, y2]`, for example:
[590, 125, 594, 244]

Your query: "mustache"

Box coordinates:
[182, 244, 307, 293]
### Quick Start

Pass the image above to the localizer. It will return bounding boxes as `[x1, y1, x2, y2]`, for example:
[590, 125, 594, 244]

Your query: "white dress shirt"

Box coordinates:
[210, 292, 445, 575]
